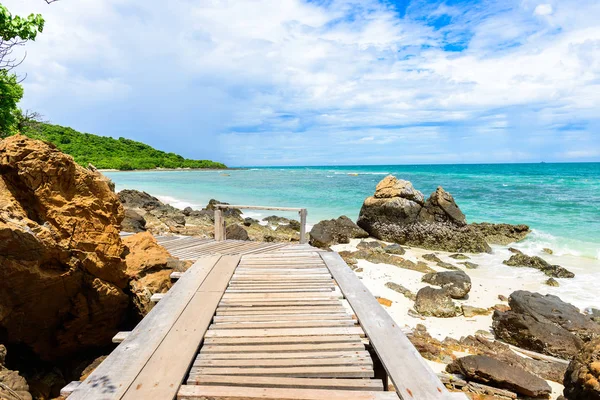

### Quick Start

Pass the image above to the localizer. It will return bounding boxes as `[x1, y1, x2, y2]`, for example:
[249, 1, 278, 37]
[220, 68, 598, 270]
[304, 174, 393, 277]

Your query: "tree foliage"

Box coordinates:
[22, 123, 228, 170]
[0, 2, 46, 137]
[0, 69, 23, 136]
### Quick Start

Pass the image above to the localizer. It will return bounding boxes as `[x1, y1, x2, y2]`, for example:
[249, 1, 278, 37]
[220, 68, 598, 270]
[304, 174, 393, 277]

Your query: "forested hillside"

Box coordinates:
[23, 123, 227, 170]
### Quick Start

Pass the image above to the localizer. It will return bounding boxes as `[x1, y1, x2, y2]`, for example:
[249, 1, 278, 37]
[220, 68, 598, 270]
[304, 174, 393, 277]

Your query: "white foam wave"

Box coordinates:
[511, 229, 595, 259]
[155, 195, 199, 210]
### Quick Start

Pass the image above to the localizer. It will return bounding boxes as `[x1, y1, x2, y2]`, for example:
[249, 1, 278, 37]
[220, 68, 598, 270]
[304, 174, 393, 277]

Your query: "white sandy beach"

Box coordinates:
[331, 239, 600, 399]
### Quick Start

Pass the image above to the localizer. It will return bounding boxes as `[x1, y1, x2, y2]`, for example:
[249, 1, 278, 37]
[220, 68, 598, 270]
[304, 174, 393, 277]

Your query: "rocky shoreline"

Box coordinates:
[0, 136, 597, 399]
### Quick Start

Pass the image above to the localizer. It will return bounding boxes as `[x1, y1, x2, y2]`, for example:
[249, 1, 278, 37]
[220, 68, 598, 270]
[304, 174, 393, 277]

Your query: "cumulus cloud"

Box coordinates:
[3, 0, 600, 165]
[534, 4, 554, 16]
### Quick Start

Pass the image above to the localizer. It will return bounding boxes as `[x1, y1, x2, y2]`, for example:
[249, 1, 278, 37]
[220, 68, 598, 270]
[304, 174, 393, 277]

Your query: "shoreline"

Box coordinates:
[99, 167, 240, 172]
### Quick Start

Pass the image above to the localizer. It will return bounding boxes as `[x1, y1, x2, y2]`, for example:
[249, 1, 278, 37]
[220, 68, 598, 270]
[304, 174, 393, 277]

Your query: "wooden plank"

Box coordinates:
[203, 335, 363, 345]
[204, 327, 365, 338]
[122, 255, 241, 400]
[112, 331, 130, 343]
[218, 301, 342, 307]
[221, 292, 338, 299]
[197, 350, 370, 360]
[215, 307, 347, 315]
[170, 271, 184, 280]
[185, 376, 383, 391]
[178, 385, 398, 399]
[68, 256, 222, 400]
[321, 252, 452, 399]
[200, 342, 365, 353]
[193, 357, 372, 367]
[150, 293, 166, 302]
[189, 365, 374, 378]
[60, 381, 81, 397]
[209, 320, 357, 329]
[213, 314, 350, 322]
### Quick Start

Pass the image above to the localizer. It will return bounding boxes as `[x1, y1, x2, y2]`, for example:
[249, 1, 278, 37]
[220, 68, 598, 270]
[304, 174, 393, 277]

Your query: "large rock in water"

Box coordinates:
[446, 355, 552, 397]
[309, 216, 369, 249]
[470, 222, 530, 245]
[0, 135, 129, 360]
[492, 291, 600, 359]
[503, 253, 575, 278]
[357, 176, 492, 253]
[563, 338, 600, 399]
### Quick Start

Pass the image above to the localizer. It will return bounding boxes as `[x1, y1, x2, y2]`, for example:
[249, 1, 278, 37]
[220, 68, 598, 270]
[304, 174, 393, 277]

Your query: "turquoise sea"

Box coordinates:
[106, 163, 600, 260]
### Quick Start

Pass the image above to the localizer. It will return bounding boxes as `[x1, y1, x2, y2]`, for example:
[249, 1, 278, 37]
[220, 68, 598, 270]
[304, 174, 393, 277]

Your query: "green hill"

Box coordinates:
[22, 123, 227, 170]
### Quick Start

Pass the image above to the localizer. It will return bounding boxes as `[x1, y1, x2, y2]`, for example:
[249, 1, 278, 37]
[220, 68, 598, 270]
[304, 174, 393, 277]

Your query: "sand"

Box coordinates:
[330, 238, 600, 399]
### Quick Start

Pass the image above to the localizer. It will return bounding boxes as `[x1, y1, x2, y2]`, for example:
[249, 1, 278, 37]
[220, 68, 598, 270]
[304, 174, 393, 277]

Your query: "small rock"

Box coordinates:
[462, 305, 491, 318]
[450, 253, 470, 260]
[385, 282, 416, 301]
[436, 261, 460, 270]
[423, 253, 442, 263]
[422, 270, 472, 299]
[354, 268, 363, 273]
[542, 248, 554, 255]
[415, 286, 458, 318]
[545, 277, 560, 287]
[377, 297, 392, 307]
[357, 240, 385, 250]
[493, 304, 511, 313]
[460, 261, 479, 269]
[498, 294, 509, 302]
[384, 243, 405, 255]
[309, 216, 369, 248]
[446, 355, 552, 397]
[508, 247, 523, 254]
[225, 224, 250, 241]
[243, 217, 259, 226]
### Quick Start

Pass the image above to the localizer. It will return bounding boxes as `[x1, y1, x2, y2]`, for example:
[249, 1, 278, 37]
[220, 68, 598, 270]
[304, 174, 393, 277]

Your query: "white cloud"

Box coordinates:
[2, 0, 599, 165]
[534, 4, 554, 16]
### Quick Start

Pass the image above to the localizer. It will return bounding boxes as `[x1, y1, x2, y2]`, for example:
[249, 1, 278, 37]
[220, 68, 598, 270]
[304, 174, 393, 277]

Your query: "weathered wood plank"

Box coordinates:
[321, 252, 452, 400]
[190, 365, 374, 378]
[194, 356, 372, 368]
[209, 320, 357, 329]
[121, 255, 241, 400]
[111, 331, 130, 344]
[215, 307, 348, 315]
[213, 314, 350, 322]
[203, 335, 363, 345]
[200, 343, 365, 353]
[196, 350, 370, 360]
[184, 376, 383, 391]
[204, 327, 365, 338]
[178, 385, 398, 399]
[68, 256, 222, 400]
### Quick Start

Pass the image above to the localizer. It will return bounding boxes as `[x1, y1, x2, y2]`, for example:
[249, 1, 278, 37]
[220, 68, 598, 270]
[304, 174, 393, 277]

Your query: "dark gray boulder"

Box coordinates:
[492, 291, 600, 359]
[421, 270, 471, 299]
[503, 253, 575, 278]
[121, 209, 146, 232]
[446, 355, 552, 397]
[308, 216, 369, 249]
[225, 224, 250, 241]
[414, 286, 458, 318]
[118, 189, 162, 210]
[384, 244, 405, 255]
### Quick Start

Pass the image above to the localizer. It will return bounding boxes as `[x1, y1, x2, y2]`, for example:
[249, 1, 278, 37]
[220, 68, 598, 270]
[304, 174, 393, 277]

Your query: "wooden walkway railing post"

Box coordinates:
[214, 204, 308, 244]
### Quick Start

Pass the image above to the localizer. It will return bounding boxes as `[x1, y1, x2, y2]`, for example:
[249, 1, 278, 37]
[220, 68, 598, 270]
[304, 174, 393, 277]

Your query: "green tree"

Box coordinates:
[0, 2, 46, 137]
[0, 70, 23, 136]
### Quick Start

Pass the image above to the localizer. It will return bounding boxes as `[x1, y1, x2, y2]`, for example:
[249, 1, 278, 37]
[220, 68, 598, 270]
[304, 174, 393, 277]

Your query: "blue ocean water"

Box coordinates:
[106, 163, 600, 260]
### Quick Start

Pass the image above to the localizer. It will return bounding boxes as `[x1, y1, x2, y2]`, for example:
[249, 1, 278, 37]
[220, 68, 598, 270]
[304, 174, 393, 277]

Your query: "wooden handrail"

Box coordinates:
[214, 204, 308, 244]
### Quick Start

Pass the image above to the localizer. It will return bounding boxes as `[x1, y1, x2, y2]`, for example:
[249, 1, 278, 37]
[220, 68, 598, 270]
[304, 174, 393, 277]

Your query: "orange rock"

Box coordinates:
[0, 135, 128, 360]
[377, 297, 393, 307]
[123, 232, 189, 317]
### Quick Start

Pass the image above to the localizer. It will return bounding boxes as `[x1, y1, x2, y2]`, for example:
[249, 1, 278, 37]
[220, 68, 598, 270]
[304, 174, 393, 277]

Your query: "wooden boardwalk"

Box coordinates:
[66, 237, 461, 400]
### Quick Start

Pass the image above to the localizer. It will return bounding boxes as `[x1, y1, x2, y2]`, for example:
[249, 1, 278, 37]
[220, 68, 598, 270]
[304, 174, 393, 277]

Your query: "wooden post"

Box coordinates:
[299, 208, 307, 244]
[214, 209, 224, 241]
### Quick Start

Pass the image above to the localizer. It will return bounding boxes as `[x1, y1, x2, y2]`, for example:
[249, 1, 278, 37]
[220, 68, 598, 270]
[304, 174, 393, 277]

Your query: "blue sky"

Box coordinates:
[6, 0, 600, 166]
